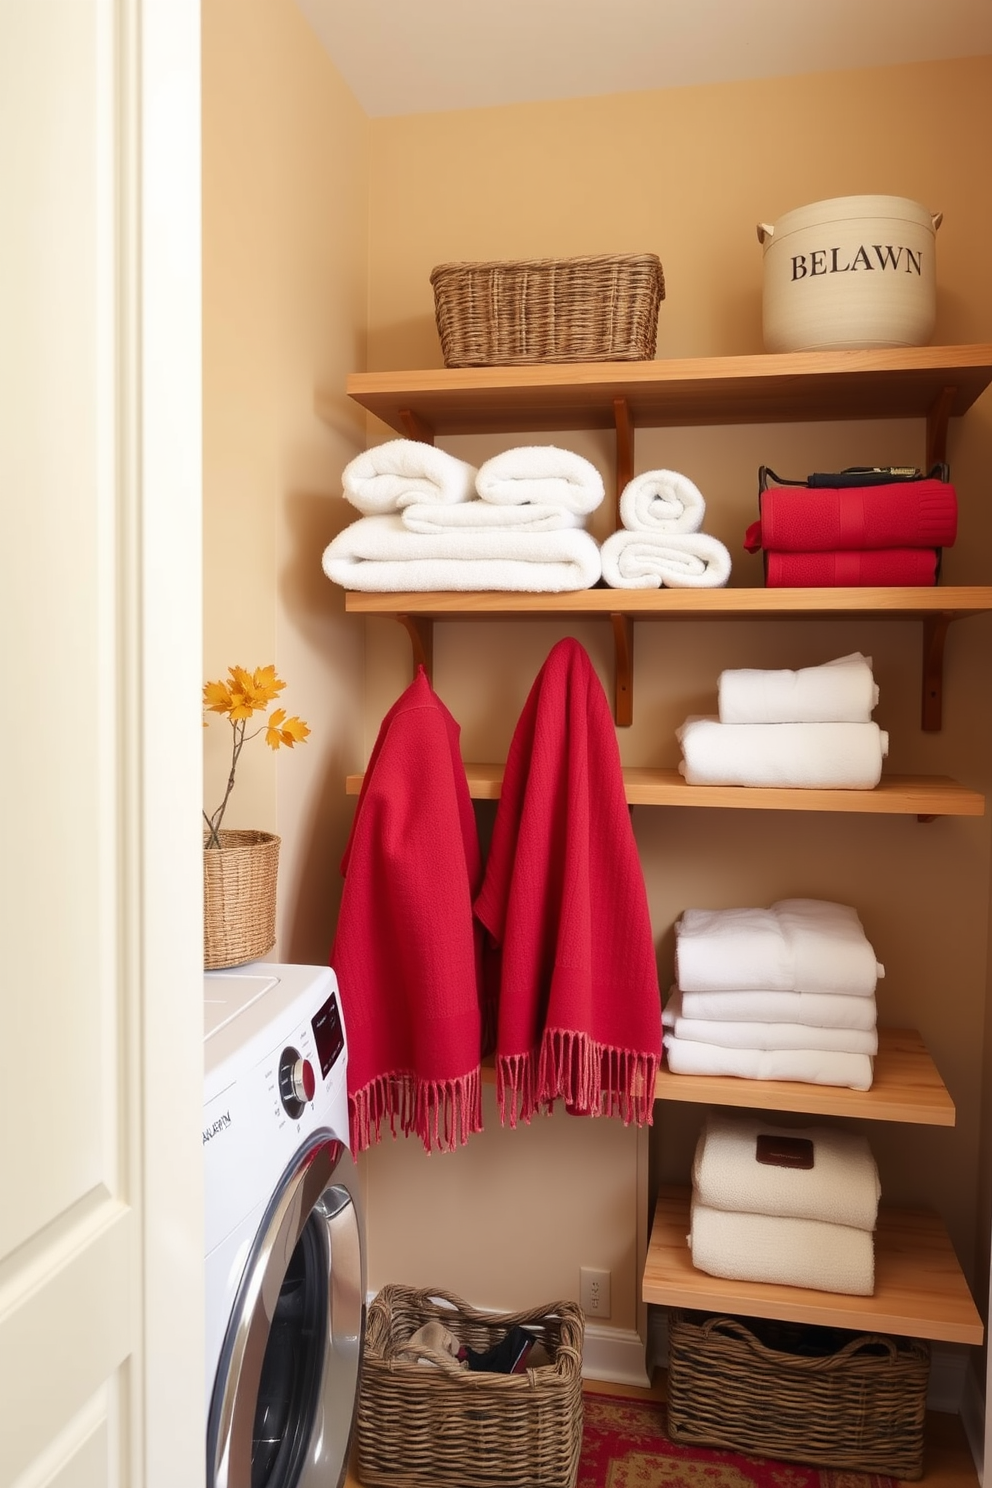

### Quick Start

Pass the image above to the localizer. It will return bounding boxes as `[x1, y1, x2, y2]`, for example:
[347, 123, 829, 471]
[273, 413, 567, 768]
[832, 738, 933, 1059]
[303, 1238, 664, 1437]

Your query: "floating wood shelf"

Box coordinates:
[656, 1027, 955, 1125]
[343, 586, 992, 731]
[643, 1185, 983, 1345]
[346, 763, 983, 820]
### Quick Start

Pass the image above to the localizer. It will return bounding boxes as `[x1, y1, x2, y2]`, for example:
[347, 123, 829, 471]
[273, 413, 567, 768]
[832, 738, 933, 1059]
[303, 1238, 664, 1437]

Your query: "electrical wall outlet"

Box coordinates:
[579, 1266, 611, 1319]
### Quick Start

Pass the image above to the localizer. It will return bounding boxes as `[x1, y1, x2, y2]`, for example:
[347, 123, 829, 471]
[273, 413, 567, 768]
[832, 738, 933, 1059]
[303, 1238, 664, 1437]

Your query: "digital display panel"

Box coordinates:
[311, 991, 344, 1077]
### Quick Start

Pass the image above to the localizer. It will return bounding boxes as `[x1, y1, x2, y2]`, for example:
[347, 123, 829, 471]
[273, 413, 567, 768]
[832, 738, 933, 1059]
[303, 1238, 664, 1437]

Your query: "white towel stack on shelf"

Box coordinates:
[664, 898, 883, 1090]
[322, 439, 604, 593]
[687, 1111, 880, 1294]
[600, 469, 732, 589]
[676, 652, 889, 789]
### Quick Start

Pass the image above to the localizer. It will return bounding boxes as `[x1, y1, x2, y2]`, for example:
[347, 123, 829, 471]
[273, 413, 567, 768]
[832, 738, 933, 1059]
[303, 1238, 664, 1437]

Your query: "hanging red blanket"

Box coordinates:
[474, 637, 661, 1128]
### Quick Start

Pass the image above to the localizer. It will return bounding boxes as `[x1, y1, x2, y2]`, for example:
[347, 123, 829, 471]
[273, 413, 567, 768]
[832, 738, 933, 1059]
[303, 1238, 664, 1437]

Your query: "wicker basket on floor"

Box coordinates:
[430, 253, 664, 367]
[356, 1284, 584, 1488]
[666, 1309, 930, 1480]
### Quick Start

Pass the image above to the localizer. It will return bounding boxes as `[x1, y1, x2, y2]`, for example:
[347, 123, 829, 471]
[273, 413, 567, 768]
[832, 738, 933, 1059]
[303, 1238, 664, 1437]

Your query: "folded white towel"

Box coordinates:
[600, 529, 732, 589]
[618, 468, 706, 534]
[475, 445, 605, 515]
[402, 499, 584, 534]
[718, 652, 879, 725]
[688, 1197, 875, 1294]
[663, 987, 878, 1053]
[341, 438, 478, 514]
[692, 1112, 880, 1229]
[664, 1032, 874, 1089]
[676, 716, 889, 789]
[675, 900, 882, 996]
[678, 987, 879, 1031]
[322, 514, 603, 593]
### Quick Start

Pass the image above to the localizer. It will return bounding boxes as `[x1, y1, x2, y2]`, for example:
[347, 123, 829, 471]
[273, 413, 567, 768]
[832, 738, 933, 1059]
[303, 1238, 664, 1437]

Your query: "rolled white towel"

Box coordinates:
[678, 987, 879, 1031]
[688, 1196, 875, 1295]
[675, 900, 882, 996]
[322, 513, 602, 593]
[718, 652, 879, 724]
[677, 716, 889, 789]
[619, 468, 706, 534]
[692, 1111, 880, 1229]
[475, 445, 605, 515]
[663, 987, 878, 1053]
[664, 1032, 874, 1090]
[342, 438, 477, 514]
[402, 499, 584, 534]
[601, 529, 732, 589]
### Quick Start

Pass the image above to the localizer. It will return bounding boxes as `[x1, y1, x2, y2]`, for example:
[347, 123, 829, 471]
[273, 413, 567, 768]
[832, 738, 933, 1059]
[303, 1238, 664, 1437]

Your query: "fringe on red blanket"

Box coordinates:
[497, 1029, 658, 1129]
[349, 1067, 483, 1157]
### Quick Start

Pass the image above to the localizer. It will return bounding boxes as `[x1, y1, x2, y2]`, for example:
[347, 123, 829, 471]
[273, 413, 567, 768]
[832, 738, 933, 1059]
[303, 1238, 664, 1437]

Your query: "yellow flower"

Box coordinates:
[203, 665, 310, 846]
[265, 709, 312, 750]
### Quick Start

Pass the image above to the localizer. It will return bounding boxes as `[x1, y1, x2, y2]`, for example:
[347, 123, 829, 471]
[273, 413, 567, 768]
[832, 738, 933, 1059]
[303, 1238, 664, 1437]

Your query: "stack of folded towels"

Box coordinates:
[664, 897, 882, 1091]
[744, 471, 958, 586]
[321, 438, 604, 592]
[600, 468, 732, 589]
[688, 1111, 880, 1294]
[676, 651, 889, 789]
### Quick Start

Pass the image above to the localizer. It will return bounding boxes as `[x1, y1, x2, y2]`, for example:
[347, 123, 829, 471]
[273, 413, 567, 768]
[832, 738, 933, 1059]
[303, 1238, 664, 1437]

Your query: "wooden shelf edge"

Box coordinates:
[644, 1186, 984, 1345]
[655, 1027, 955, 1125]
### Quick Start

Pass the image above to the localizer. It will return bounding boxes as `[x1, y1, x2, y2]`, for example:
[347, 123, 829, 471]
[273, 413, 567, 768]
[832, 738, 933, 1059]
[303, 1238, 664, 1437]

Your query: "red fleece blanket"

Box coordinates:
[474, 638, 661, 1127]
[332, 668, 483, 1156]
[764, 548, 939, 586]
[744, 478, 956, 553]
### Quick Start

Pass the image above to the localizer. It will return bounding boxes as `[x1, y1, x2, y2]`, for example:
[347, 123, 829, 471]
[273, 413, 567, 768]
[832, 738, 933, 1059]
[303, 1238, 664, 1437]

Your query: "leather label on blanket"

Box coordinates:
[755, 1133, 814, 1169]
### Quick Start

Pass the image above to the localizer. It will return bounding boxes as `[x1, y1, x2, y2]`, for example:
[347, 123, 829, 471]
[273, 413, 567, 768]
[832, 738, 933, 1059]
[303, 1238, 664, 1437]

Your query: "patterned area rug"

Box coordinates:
[577, 1394, 898, 1488]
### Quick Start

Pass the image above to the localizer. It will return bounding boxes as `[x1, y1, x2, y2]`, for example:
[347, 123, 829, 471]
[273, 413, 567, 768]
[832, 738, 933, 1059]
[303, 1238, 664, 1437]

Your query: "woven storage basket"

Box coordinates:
[666, 1310, 930, 1480]
[356, 1284, 584, 1488]
[203, 828, 280, 970]
[430, 253, 664, 367]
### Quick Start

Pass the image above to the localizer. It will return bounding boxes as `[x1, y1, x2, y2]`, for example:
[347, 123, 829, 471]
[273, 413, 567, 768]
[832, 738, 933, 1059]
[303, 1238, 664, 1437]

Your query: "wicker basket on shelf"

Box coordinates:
[666, 1309, 930, 1480]
[355, 1284, 584, 1488]
[430, 253, 664, 367]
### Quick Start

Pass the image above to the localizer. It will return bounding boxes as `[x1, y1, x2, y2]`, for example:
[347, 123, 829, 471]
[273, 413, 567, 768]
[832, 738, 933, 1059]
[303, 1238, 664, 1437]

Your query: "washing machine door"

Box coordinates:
[208, 1133, 365, 1488]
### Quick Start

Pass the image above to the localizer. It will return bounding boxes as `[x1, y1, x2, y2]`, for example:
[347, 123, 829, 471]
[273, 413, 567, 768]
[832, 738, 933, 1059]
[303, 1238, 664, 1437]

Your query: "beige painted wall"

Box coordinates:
[356, 55, 992, 1335]
[202, 0, 369, 965]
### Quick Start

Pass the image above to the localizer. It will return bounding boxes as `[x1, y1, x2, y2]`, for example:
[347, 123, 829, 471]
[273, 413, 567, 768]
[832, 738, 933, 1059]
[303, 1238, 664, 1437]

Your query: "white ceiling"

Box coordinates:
[295, 0, 992, 118]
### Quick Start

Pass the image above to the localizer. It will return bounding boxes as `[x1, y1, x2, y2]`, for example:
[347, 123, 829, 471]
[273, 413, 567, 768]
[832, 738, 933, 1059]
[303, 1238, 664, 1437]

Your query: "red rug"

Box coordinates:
[577, 1394, 898, 1488]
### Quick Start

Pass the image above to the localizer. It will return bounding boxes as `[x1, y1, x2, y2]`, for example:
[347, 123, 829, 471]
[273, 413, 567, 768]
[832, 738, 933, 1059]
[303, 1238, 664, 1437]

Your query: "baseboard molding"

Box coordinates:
[579, 1324, 651, 1388]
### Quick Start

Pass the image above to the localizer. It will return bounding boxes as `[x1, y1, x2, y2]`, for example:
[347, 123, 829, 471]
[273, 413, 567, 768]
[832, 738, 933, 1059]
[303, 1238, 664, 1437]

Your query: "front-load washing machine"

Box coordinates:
[204, 962, 365, 1488]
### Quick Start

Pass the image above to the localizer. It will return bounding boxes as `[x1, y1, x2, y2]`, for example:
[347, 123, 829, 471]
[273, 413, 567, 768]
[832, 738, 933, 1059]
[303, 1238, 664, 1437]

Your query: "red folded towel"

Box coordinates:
[332, 667, 484, 1156]
[765, 548, 939, 587]
[744, 479, 956, 553]
[474, 637, 661, 1128]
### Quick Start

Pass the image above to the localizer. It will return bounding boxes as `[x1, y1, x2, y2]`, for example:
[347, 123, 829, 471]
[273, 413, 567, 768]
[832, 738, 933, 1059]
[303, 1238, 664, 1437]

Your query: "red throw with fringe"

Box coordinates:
[332, 667, 483, 1156]
[474, 638, 661, 1127]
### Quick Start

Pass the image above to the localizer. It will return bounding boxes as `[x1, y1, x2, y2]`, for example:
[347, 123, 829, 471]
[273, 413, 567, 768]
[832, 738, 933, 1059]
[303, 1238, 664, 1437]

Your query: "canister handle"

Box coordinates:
[931, 211, 943, 232]
[756, 223, 774, 244]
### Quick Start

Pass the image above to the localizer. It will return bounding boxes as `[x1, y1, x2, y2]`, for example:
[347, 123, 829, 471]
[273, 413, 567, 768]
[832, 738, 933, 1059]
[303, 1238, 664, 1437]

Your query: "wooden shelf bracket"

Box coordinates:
[397, 614, 433, 680]
[399, 407, 435, 445]
[922, 612, 953, 733]
[610, 612, 634, 727]
[926, 386, 956, 470]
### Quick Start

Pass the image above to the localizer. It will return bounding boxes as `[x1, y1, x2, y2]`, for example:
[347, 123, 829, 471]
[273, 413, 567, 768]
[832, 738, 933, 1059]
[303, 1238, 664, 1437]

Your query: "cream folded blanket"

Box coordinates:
[601, 529, 732, 589]
[677, 987, 879, 1031]
[718, 652, 880, 724]
[677, 716, 889, 789]
[322, 515, 602, 593]
[675, 900, 882, 996]
[688, 1196, 875, 1294]
[692, 1111, 880, 1229]
[618, 468, 706, 534]
[403, 499, 584, 534]
[664, 987, 878, 1053]
[342, 438, 477, 513]
[664, 1032, 874, 1090]
[475, 445, 605, 515]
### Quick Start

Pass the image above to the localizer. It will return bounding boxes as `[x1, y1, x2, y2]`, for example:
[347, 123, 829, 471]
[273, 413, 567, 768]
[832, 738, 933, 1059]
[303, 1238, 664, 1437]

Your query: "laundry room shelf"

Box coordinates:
[345, 764, 983, 818]
[643, 1185, 984, 1345]
[655, 1027, 954, 1125]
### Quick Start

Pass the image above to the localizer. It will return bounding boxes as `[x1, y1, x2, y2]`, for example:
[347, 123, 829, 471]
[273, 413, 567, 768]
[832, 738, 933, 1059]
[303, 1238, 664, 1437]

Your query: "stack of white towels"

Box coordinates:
[321, 439, 604, 592]
[664, 898, 882, 1091]
[676, 651, 889, 789]
[600, 469, 732, 589]
[688, 1111, 880, 1295]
